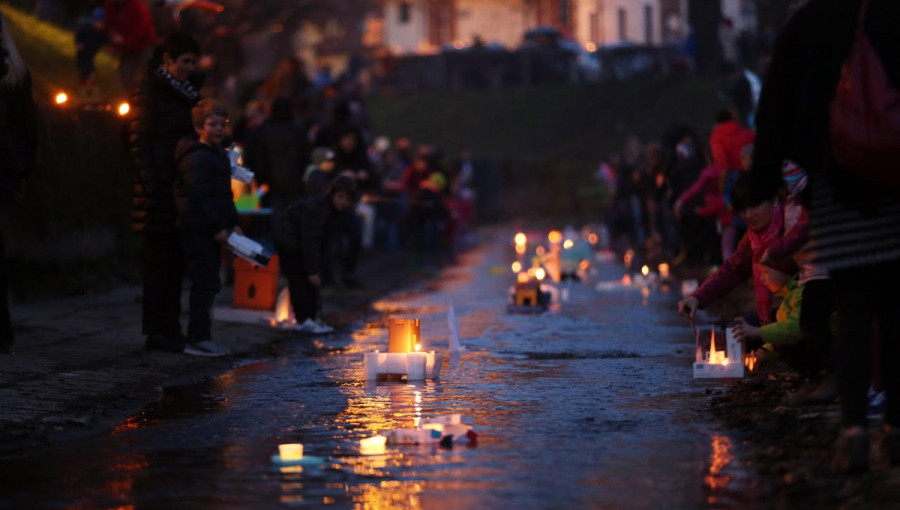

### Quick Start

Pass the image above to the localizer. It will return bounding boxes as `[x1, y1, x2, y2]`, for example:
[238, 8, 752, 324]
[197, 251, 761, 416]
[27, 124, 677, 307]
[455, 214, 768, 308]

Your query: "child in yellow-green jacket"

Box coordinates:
[731, 257, 804, 365]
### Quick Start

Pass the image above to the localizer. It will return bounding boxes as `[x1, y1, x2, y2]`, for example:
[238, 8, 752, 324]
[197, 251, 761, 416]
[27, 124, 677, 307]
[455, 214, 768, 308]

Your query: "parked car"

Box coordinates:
[520, 26, 601, 83]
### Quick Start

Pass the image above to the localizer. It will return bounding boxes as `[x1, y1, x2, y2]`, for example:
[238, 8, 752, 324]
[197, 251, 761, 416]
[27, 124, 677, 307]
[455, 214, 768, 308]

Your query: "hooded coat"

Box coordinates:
[173, 138, 237, 236]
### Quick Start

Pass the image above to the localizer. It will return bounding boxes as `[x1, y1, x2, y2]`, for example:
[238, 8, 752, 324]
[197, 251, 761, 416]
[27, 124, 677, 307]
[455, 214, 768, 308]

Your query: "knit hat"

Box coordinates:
[781, 160, 806, 190]
[312, 147, 334, 165]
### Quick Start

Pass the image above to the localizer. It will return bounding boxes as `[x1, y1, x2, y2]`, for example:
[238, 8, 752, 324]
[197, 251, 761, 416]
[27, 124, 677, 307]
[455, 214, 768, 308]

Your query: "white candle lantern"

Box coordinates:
[388, 318, 419, 353]
[693, 328, 745, 378]
[364, 319, 443, 382]
[278, 443, 303, 460]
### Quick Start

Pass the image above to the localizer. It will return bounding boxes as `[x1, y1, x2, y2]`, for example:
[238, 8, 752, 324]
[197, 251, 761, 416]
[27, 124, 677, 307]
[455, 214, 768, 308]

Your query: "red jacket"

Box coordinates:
[709, 120, 754, 171]
[105, 0, 157, 54]
[676, 162, 731, 226]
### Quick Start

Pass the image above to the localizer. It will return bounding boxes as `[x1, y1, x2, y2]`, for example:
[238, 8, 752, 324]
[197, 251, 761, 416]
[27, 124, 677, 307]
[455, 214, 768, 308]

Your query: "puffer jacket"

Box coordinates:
[127, 62, 201, 232]
[173, 138, 237, 236]
[270, 195, 342, 276]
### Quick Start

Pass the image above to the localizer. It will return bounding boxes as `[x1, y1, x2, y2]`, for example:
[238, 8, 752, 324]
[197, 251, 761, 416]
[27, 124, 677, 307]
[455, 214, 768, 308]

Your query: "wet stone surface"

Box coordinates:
[1, 227, 894, 508]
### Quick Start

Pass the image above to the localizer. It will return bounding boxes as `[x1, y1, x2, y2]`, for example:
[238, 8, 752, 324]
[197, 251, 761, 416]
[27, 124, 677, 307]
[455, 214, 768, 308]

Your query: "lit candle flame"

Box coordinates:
[514, 232, 527, 246]
[55, 92, 68, 105]
[548, 230, 562, 244]
[641, 265, 649, 277]
[511, 261, 522, 273]
[534, 267, 546, 281]
[658, 263, 670, 279]
[117, 102, 130, 116]
[708, 330, 727, 364]
[563, 239, 574, 249]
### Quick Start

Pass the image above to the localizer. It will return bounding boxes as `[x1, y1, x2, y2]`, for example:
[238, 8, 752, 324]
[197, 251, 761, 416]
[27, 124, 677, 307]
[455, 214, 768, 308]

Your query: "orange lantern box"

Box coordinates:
[233, 254, 279, 310]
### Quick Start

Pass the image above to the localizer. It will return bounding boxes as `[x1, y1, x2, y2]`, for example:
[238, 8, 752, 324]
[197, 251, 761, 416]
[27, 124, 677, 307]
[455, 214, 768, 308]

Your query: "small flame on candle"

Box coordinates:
[511, 261, 522, 273]
[514, 232, 527, 246]
[534, 268, 546, 281]
[641, 265, 650, 277]
[658, 263, 670, 278]
[415, 343, 421, 352]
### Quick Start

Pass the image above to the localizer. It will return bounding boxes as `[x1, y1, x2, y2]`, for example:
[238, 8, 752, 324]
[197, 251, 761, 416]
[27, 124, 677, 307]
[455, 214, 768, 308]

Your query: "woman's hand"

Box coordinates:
[678, 296, 699, 319]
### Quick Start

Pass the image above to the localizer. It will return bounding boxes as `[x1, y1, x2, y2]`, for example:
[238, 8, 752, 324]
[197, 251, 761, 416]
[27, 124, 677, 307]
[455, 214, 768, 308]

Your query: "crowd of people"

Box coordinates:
[667, 0, 899, 477]
[100, 11, 478, 356]
[6, 0, 900, 481]
[587, 0, 900, 477]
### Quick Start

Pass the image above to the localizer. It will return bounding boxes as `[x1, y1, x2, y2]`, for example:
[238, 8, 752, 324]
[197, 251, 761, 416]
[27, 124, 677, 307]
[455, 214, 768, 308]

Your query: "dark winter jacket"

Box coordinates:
[270, 195, 343, 276]
[751, 0, 900, 207]
[243, 118, 310, 210]
[173, 138, 237, 236]
[0, 72, 36, 209]
[127, 62, 201, 232]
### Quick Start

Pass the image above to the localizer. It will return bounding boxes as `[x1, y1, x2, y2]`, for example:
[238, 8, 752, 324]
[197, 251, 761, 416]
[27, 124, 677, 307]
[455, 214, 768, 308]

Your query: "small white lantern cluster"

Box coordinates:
[363, 319, 444, 382]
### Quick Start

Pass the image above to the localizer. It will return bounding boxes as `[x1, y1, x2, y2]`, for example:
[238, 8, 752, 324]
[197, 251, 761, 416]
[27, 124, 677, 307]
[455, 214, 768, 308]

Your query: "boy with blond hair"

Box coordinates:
[174, 99, 240, 356]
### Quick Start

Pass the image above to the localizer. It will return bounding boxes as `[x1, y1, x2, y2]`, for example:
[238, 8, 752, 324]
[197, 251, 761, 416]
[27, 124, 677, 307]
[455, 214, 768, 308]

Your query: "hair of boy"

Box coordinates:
[714, 109, 734, 124]
[326, 174, 357, 200]
[730, 169, 779, 213]
[156, 31, 200, 61]
[192, 99, 228, 130]
[760, 256, 798, 279]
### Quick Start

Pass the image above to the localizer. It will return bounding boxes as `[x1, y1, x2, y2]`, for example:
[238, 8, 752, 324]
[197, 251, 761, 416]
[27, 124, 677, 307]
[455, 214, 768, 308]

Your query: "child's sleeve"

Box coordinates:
[759, 286, 803, 346]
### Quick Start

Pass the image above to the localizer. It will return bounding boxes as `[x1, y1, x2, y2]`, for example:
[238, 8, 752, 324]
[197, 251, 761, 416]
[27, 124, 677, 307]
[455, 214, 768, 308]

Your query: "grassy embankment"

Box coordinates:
[0, 4, 125, 102]
[368, 77, 725, 221]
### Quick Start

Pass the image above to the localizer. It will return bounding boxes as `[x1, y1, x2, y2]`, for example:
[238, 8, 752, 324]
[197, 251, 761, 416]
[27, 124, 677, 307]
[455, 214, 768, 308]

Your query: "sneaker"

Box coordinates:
[183, 340, 230, 357]
[145, 333, 187, 353]
[294, 318, 334, 335]
[867, 388, 886, 418]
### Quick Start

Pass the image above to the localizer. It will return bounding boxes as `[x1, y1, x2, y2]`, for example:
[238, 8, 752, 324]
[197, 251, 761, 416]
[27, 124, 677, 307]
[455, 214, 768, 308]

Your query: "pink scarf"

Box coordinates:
[748, 202, 784, 324]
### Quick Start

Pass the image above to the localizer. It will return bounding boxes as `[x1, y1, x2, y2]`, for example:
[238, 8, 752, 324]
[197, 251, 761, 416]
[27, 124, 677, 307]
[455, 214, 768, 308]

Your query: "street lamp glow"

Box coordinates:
[117, 102, 130, 116]
[55, 92, 68, 105]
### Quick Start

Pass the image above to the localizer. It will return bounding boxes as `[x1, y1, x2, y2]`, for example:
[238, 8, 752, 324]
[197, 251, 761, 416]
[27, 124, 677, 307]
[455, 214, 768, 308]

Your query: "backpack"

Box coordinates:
[829, 0, 900, 189]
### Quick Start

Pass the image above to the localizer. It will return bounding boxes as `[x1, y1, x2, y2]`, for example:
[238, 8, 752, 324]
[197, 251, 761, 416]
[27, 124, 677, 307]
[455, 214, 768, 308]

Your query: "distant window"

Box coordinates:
[590, 11, 599, 42]
[644, 4, 653, 44]
[617, 8, 627, 41]
[399, 1, 411, 24]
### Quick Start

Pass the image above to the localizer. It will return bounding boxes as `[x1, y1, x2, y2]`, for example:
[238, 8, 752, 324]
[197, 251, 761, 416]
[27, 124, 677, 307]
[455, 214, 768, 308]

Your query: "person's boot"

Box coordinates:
[883, 424, 900, 466]
[833, 426, 869, 474]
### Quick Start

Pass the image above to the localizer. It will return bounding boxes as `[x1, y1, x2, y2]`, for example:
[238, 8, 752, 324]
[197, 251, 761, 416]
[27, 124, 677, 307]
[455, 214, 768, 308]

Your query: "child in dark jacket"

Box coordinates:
[174, 99, 240, 357]
[270, 175, 357, 334]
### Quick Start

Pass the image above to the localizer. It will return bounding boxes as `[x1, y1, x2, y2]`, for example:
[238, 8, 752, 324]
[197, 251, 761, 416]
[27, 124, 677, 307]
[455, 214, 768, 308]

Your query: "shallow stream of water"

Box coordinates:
[0, 232, 755, 509]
